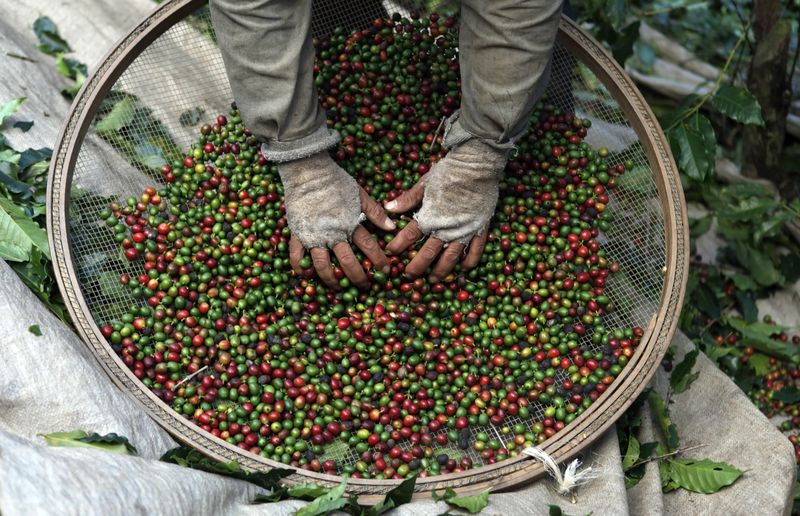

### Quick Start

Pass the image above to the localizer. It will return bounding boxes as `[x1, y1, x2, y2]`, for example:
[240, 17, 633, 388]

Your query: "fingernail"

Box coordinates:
[382, 265, 391, 274]
[385, 217, 396, 230]
[429, 275, 439, 283]
[385, 200, 397, 211]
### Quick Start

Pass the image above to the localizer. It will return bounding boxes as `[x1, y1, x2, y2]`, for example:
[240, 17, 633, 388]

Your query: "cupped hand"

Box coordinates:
[280, 152, 395, 290]
[383, 176, 488, 282]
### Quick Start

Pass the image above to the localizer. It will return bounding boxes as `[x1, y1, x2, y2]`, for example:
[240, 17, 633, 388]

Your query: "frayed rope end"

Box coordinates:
[522, 447, 599, 497]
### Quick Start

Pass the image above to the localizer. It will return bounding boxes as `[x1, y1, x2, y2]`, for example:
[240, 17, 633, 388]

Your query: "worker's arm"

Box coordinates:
[210, 0, 393, 290]
[387, 0, 563, 280]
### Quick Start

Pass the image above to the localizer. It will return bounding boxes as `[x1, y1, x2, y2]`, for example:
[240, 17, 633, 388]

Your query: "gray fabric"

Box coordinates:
[0, 429, 286, 516]
[626, 331, 797, 515]
[261, 123, 341, 163]
[455, 0, 563, 148]
[279, 151, 363, 248]
[211, 0, 561, 155]
[210, 0, 329, 148]
[414, 139, 508, 244]
[0, 260, 176, 460]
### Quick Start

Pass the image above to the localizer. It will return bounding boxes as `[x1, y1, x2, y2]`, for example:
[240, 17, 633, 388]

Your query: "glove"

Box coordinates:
[385, 139, 509, 282]
[279, 151, 395, 289]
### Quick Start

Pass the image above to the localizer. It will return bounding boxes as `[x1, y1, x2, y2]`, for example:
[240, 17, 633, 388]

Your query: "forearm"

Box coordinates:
[449, 0, 563, 149]
[210, 0, 334, 152]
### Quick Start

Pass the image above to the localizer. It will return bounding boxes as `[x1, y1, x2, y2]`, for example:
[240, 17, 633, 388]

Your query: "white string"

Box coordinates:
[522, 447, 599, 497]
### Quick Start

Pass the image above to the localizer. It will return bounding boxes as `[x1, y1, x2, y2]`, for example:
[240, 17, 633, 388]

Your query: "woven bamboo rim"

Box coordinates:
[46, 0, 689, 501]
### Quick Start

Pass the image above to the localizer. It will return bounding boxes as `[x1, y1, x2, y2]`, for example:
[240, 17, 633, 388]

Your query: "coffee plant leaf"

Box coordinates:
[665, 458, 743, 494]
[0, 97, 25, 126]
[368, 474, 418, 515]
[33, 16, 72, 56]
[670, 348, 700, 394]
[287, 484, 330, 500]
[295, 480, 348, 516]
[711, 85, 764, 126]
[42, 430, 133, 455]
[668, 113, 716, 182]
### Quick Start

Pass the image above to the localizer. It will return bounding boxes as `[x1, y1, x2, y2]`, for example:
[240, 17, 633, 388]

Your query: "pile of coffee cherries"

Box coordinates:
[743, 328, 800, 464]
[97, 13, 644, 479]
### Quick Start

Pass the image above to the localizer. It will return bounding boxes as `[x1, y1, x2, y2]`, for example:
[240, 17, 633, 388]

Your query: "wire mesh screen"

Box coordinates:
[60, 0, 674, 486]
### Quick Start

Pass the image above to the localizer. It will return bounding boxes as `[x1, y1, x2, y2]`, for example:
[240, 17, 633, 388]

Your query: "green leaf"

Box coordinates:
[287, 484, 330, 500]
[0, 167, 34, 198]
[616, 165, 652, 194]
[28, 324, 42, 336]
[97, 271, 125, 298]
[54, 53, 88, 81]
[754, 211, 795, 242]
[734, 289, 758, 323]
[14, 120, 33, 132]
[727, 317, 794, 359]
[179, 107, 205, 127]
[668, 113, 716, 182]
[747, 353, 771, 376]
[611, 21, 640, 64]
[33, 16, 72, 56]
[665, 458, 743, 494]
[447, 489, 490, 514]
[0, 197, 50, 259]
[659, 95, 702, 131]
[711, 85, 764, 126]
[0, 97, 25, 126]
[658, 444, 679, 492]
[368, 474, 417, 515]
[42, 430, 137, 455]
[688, 215, 713, 238]
[605, 0, 629, 31]
[632, 41, 657, 73]
[431, 487, 457, 502]
[670, 348, 700, 394]
[733, 243, 783, 287]
[622, 435, 640, 470]
[693, 284, 721, 319]
[720, 196, 778, 220]
[10, 247, 70, 323]
[731, 274, 759, 291]
[647, 391, 679, 452]
[774, 387, 800, 404]
[161, 446, 293, 489]
[62, 70, 87, 99]
[295, 480, 348, 516]
[781, 253, 800, 284]
[639, 441, 659, 460]
[95, 96, 136, 134]
[0, 200, 33, 261]
[79, 432, 139, 455]
[18, 147, 52, 171]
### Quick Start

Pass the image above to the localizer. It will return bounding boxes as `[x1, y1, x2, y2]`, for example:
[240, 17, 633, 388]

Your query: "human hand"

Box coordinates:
[279, 151, 395, 290]
[384, 139, 509, 282]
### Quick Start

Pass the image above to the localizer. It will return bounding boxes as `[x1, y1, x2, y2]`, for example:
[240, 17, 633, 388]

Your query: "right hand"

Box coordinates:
[279, 151, 395, 290]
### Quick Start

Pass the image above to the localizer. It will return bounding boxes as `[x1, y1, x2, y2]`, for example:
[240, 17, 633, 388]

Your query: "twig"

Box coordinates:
[171, 365, 209, 391]
[628, 443, 708, 469]
[5, 52, 37, 63]
[664, 20, 753, 131]
[730, 0, 754, 53]
[789, 34, 800, 88]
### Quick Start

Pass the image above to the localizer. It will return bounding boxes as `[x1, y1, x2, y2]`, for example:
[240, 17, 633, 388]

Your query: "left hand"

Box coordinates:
[383, 139, 509, 282]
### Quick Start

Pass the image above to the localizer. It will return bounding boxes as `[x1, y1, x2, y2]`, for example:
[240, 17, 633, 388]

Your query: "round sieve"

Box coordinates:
[47, 0, 689, 500]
